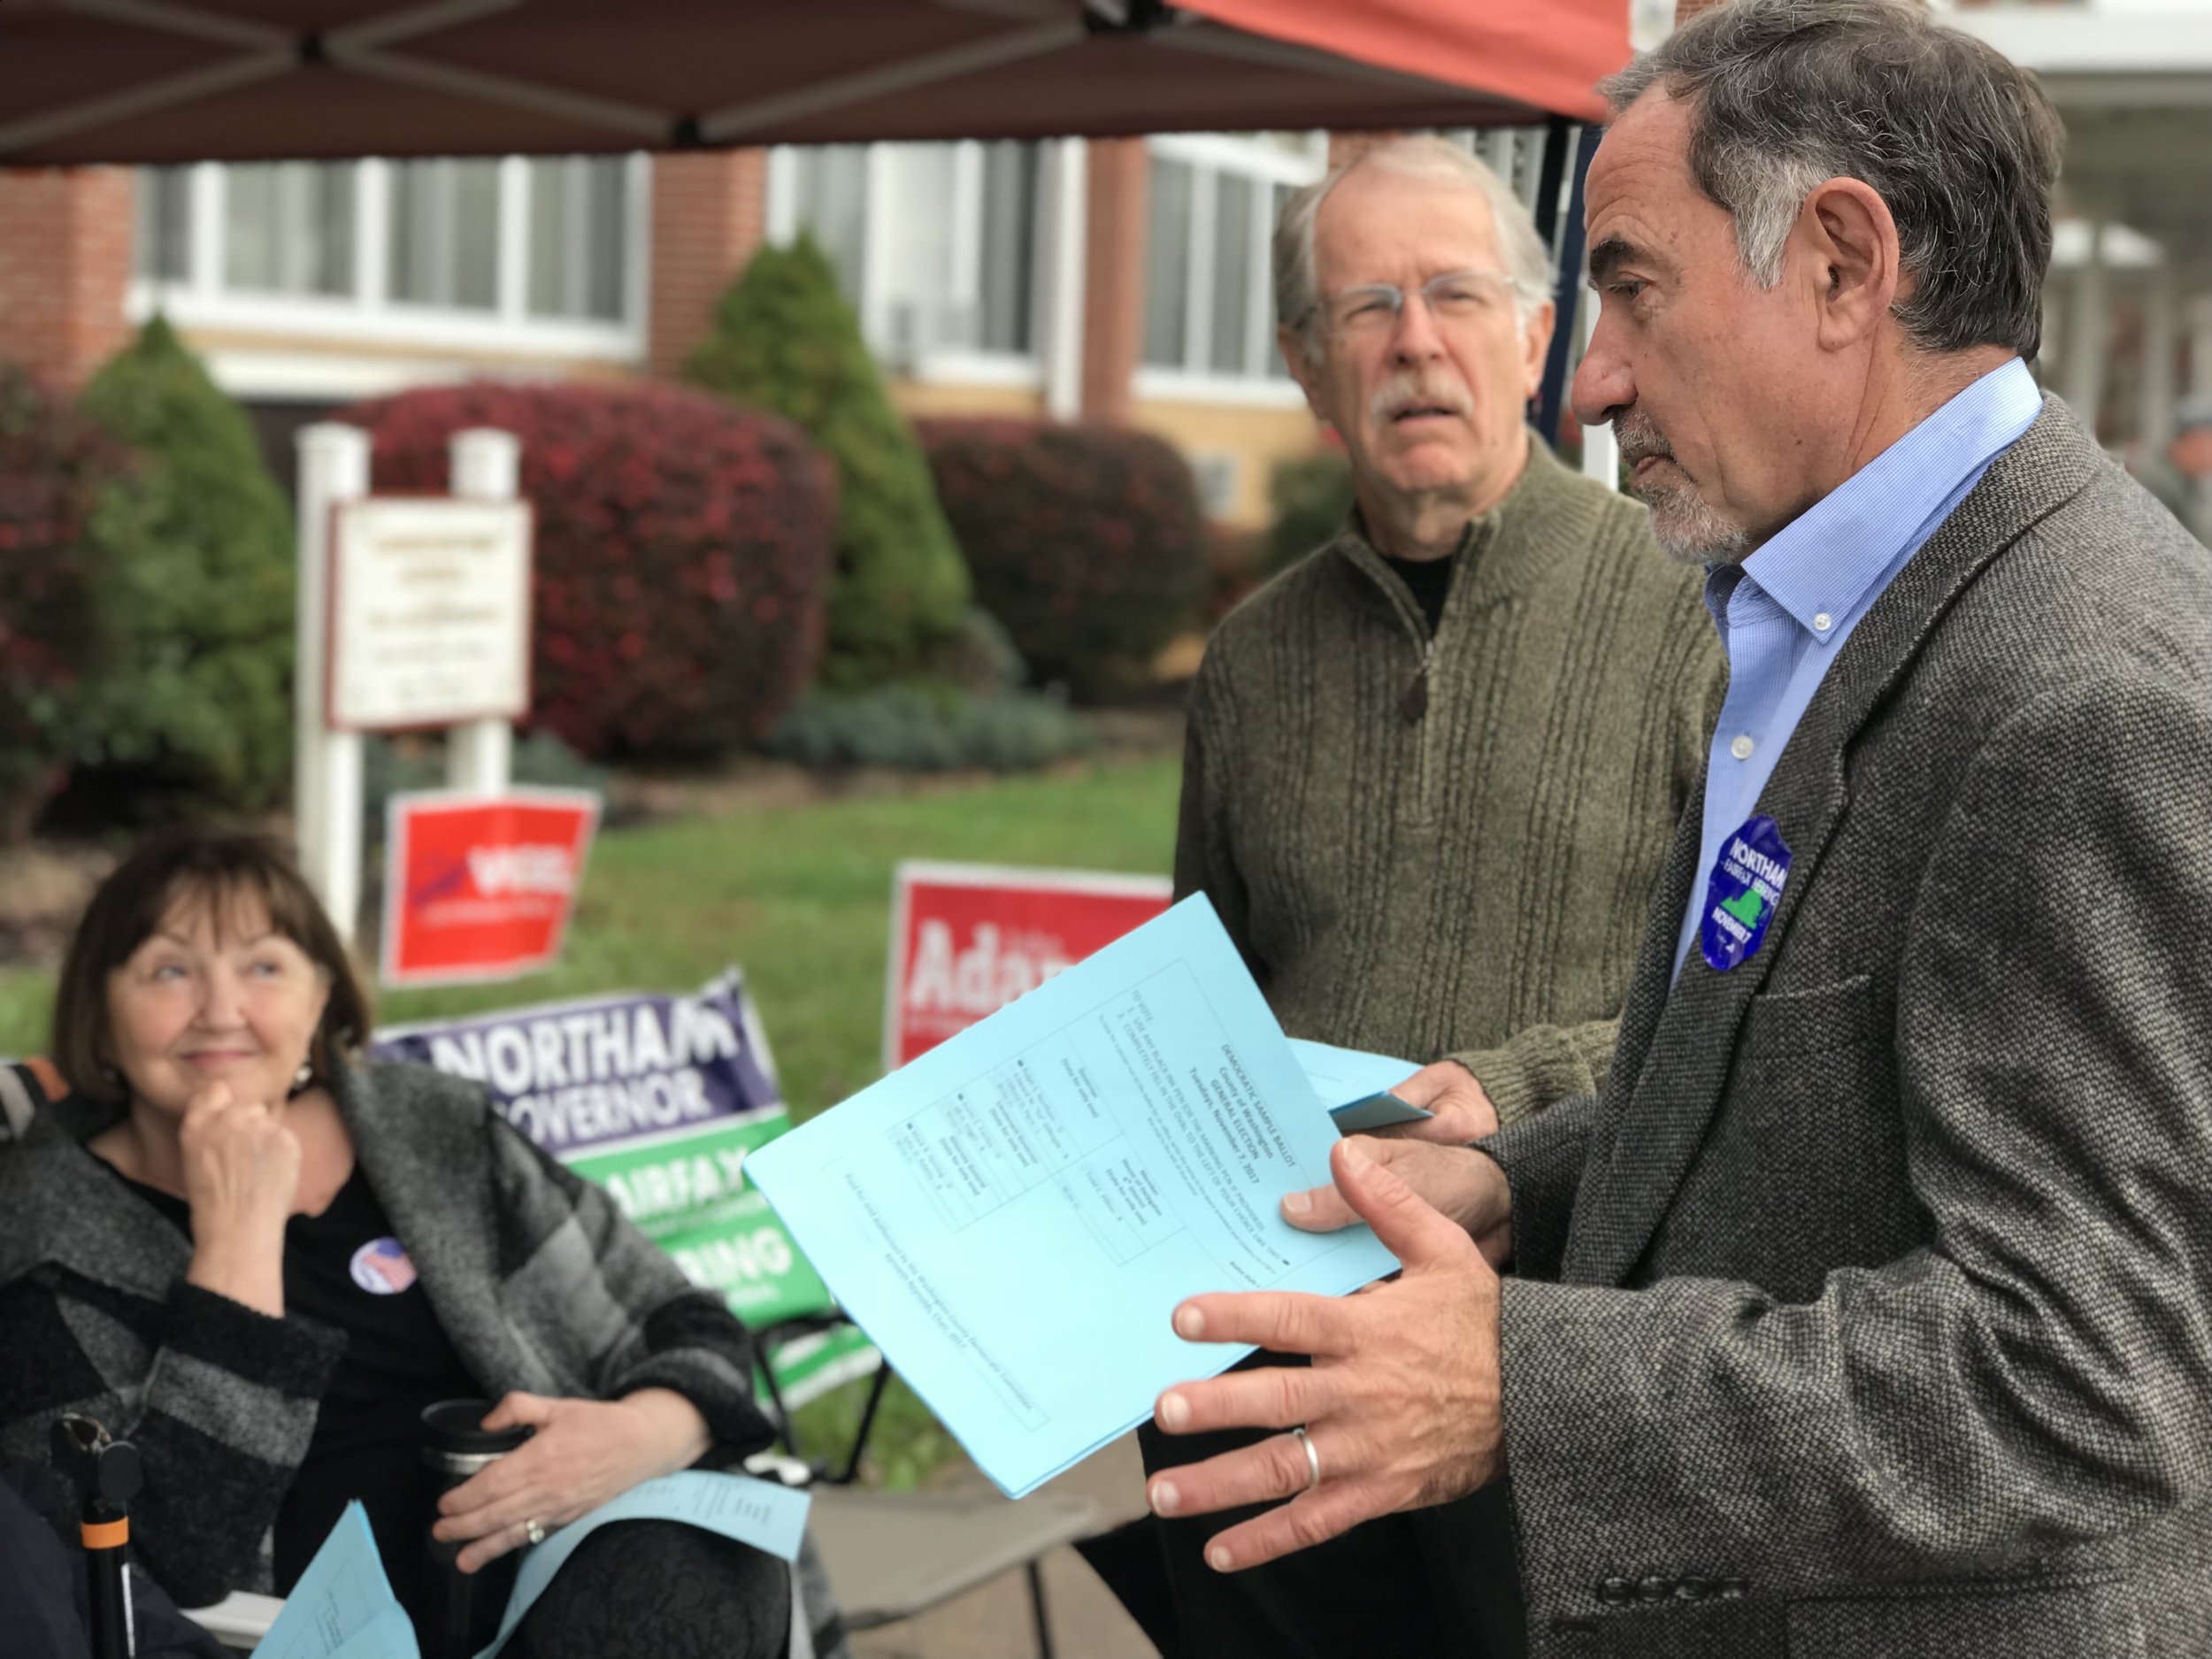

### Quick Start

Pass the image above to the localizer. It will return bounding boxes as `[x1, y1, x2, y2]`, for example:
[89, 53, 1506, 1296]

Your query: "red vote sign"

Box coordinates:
[382, 790, 600, 988]
[883, 861, 1173, 1070]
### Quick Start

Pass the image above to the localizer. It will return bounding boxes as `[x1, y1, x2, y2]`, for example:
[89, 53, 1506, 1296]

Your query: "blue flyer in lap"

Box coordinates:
[1700, 813, 1793, 973]
[746, 895, 1399, 1500]
[251, 1501, 418, 1659]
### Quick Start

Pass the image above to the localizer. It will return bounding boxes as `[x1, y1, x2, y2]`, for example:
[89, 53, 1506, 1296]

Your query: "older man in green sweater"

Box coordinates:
[1132, 137, 1723, 1657]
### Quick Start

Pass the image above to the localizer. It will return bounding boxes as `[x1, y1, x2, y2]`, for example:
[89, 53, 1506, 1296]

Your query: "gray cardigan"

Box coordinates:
[0, 1056, 773, 1605]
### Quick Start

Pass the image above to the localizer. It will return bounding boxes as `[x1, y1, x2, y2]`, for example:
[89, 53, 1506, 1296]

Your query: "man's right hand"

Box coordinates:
[1282, 1135, 1512, 1266]
[180, 1081, 299, 1317]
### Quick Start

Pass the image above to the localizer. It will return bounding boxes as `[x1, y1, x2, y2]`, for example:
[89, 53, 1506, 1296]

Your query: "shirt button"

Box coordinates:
[1813, 611, 1833, 633]
[1729, 733, 1755, 761]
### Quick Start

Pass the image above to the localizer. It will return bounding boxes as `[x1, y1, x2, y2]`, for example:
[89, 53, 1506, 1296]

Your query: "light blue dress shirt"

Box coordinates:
[1672, 358, 2045, 977]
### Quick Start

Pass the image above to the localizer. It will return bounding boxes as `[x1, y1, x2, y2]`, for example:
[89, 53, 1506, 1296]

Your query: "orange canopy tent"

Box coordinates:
[0, 0, 1628, 165]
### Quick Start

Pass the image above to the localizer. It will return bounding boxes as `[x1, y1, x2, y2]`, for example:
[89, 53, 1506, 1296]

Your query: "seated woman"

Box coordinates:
[0, 831, 837, 1659]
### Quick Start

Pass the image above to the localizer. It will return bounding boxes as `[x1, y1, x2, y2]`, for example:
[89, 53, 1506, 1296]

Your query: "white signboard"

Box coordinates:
[328, 496, 533, 731]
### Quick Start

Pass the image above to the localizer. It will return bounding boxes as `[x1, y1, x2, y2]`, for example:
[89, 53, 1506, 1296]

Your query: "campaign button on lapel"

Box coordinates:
[1700, 813, 1792, 973]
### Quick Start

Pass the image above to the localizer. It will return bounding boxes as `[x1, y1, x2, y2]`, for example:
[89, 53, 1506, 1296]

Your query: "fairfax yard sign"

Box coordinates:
[328, 495, 534, 732]
[883, 861, 1173, 1071]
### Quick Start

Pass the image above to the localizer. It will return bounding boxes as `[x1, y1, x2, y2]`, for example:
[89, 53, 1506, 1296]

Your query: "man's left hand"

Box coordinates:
[1145, 1138, 1506, 1571]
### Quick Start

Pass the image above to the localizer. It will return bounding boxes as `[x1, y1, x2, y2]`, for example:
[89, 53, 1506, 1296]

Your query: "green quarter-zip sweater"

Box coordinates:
[1176, 437, 1725, 1125]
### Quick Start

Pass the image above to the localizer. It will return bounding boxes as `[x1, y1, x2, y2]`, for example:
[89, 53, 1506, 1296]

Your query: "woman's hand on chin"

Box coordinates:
[432, 1388, 713, 1574]
[180, 1080, 300, 1317]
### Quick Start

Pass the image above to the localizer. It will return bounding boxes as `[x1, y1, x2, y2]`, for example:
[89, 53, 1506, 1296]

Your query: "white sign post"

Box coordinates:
[295, 425, 370, 946]
[295, 425, 531, 945]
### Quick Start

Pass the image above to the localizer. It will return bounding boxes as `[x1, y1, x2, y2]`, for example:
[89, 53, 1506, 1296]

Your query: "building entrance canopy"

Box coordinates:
[0, 0, 1626, 165]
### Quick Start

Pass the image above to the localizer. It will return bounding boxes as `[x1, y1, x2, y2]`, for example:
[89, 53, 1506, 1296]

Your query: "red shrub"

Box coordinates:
[918, 419, 1208, 701]
[342, 381, 835, 759]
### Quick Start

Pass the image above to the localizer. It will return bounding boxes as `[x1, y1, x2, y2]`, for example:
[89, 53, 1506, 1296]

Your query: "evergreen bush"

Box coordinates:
[1261, 447, 1355, 580]
[0, 366, 137, 841]
[342, 380, 835, 761]
[78, 317, 296, 810]
[918, 419, 1208, 702]
[685, 236, 970, 688]
[765, 684, 1093, 773]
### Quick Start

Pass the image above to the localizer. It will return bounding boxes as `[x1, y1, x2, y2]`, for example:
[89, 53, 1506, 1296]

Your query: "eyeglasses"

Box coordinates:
[1303, 270, 1520, 338]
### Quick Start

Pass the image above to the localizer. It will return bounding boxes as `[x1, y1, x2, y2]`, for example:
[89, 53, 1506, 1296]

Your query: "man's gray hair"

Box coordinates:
[1273, 136, 1555, 365]
[1605, 0, 2062, 358]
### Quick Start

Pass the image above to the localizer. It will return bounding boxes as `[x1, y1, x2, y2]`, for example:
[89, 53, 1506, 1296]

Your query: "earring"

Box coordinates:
[291, 1059, 315, 1094]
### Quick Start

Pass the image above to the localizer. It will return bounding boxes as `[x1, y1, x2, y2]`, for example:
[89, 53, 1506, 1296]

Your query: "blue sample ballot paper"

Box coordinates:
[251, 1501, 419, 1659]
[473, 1471, 810, 1659]
[747, 895, 1399, 1499]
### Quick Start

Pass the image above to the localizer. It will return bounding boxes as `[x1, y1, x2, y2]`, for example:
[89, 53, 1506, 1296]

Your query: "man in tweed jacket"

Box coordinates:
[1141, 4, 2212, 1655]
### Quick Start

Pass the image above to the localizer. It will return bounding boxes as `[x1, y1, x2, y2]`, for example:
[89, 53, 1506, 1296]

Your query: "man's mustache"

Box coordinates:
[1369, 373, 1474, 426]
[1614, 410, 1678, 472]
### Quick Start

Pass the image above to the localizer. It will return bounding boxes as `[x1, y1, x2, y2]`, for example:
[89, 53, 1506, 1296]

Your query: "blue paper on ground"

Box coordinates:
[473, 1471, 811, 1659]
[251, 1501, 419, 1659]
[746, 895, 1399, 1499]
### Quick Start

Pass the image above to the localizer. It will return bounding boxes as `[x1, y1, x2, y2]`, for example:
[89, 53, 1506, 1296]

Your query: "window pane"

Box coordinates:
[1142, 157, 1193, 369]
[527, 159, 566, 316]
[449, 160, 499, 311]
[787, 146, 870, 310]
[977, 141, 1038, 356]
[224, 164, 280, 290]
[134, 167, 192, 283]
[584, 157, 626, 321]
[1210, 173, 1253, 375]
[389, 160, 446, 304]
[308, 165, 355, 296]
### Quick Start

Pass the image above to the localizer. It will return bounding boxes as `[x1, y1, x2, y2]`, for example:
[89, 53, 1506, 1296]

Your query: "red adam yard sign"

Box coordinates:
[883, 861, 1173, 1070]
[383, 790, 600, 988]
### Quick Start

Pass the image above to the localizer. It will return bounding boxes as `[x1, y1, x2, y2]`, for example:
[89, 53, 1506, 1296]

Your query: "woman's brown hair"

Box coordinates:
[50, 830, 372, 1102]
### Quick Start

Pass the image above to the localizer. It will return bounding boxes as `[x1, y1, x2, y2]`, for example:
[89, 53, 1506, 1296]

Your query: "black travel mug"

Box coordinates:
[419, 1398, 534, 1659]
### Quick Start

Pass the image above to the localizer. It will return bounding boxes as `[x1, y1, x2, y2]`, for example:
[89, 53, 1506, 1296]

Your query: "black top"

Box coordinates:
[1379, 549, 1457, 634]
[121, 1166, 480, 1624]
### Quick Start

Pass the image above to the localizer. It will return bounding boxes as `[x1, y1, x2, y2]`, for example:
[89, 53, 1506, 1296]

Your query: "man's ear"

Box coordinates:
[1801, 177, 1901, 351]
[1519, 300, 1557, 399]
[1278, 325, 1331, 424]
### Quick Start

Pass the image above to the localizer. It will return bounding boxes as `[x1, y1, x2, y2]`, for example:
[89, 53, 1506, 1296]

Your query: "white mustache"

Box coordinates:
[1614, 410, 1677, 470]
[1370, 373, 1474, 426]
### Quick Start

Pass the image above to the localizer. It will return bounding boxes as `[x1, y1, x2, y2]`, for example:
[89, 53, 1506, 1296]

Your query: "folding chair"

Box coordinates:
[753, 1313, 1102, 1659]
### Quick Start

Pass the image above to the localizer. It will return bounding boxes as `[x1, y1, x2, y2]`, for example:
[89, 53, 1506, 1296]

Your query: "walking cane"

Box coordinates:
[51, 1414, 142, 1659]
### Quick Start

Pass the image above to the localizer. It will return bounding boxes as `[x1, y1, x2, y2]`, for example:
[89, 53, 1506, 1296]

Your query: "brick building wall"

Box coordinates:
[0, 167, 134, 389]
[646, 149, 769, 381]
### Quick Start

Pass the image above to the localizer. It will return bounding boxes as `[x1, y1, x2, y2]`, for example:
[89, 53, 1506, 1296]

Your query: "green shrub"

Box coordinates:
[1261, 448, 1354, 580]
[765, 685, 1093, 773]
[77, 317, 295, 810]
[0, 366, 141, 841]
[918, 419, 1208, 702]
[687, 237, 970, 689]
[364, 730, 612, 836]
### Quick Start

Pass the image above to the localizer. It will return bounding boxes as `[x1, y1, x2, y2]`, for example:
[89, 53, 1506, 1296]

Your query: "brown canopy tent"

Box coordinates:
[0, 0, 1625, 165]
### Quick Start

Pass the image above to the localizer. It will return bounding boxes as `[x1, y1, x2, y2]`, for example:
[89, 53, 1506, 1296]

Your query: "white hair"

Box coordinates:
[1272, 135, 1556, 365]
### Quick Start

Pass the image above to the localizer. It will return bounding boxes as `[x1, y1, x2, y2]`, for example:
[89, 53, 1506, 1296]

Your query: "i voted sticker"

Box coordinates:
[1700, 814, 1792, 973]
[349, 1236, 419, 1294]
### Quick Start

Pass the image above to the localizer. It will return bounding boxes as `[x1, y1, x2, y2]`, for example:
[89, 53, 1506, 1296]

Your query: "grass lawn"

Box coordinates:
[0, 752, 1182, 1486]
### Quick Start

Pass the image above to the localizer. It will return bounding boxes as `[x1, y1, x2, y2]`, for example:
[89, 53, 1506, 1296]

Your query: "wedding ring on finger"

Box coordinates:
[1292, 1425, 1321, 1492]
[521, 1517, 547, 1547]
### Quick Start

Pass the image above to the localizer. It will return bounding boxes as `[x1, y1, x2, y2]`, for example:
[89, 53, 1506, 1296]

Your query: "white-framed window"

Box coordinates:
[1137, 132, 1325, 405]
[127, 154, 648, 373]
[767, 139, 1049, 384]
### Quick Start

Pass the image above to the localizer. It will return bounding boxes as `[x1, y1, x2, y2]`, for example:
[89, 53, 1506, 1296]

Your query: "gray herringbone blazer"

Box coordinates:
[1479, 396, 2212, 1658]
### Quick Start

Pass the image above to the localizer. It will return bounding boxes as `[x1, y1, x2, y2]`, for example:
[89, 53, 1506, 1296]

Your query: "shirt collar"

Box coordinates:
[1721, 358, 2042, 642]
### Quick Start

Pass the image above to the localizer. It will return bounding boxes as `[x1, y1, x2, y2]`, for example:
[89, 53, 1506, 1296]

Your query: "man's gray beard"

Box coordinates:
[1636, 476, 1752, 566]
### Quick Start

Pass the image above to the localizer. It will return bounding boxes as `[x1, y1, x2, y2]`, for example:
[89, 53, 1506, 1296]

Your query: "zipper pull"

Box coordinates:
[1401, 643, 1432, 722]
